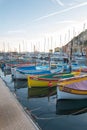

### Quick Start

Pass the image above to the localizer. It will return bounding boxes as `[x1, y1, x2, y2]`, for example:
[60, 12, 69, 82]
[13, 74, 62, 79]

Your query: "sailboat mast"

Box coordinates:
[69, 27, 75, 72]
[48, 37, 51, 70]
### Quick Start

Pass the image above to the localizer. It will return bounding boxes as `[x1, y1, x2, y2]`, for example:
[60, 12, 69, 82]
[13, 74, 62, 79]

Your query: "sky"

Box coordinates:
[0, 0, 87, 52]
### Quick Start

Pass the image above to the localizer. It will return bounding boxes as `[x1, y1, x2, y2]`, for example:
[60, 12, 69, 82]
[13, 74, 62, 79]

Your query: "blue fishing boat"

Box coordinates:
[12, 65, 63, 80]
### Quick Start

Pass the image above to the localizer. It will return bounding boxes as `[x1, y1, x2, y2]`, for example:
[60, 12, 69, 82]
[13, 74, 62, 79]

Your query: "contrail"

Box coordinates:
[34, 2, 87, 21]
[54, 0, 64, 6]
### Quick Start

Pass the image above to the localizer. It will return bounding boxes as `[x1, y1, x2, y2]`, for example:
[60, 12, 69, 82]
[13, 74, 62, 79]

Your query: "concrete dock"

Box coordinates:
[0, 78, 40, 130]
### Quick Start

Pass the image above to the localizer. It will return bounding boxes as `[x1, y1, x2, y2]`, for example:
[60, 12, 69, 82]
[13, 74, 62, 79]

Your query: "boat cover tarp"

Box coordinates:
[66, 80, 87, 90]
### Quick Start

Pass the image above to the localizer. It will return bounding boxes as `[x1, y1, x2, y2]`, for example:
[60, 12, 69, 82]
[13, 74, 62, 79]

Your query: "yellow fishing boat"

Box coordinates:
[28, 75, 58, 88]
[27, 71, 80, 88]
[57, 74, 87, 99]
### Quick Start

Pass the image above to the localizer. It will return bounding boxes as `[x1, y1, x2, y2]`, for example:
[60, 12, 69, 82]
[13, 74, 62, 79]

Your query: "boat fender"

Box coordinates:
[48, 81, 53, 87]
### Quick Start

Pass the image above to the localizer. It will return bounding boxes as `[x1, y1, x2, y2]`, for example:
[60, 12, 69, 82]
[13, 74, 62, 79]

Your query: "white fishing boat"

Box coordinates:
[57, 74, 87, 99]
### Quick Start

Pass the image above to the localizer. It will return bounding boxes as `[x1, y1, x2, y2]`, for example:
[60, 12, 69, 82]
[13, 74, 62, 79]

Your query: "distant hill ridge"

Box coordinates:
[66, 29, 87, 47]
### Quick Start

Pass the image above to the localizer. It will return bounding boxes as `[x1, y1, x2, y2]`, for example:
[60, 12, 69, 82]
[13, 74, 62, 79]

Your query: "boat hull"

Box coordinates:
[57, 87, 87, 99]
[27, 71, 81, 88]
[28, 76, 58, 88]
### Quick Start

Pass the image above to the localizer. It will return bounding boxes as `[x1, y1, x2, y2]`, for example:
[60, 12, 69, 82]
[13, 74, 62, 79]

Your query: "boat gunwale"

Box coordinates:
[59, 86, 87, 95]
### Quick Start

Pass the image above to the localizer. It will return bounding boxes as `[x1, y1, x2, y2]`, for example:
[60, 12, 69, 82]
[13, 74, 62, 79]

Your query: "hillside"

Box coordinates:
[67, 29, 87, 47]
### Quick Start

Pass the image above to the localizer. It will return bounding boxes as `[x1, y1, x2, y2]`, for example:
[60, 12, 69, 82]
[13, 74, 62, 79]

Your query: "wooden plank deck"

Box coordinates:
[0, 78, 40, 130]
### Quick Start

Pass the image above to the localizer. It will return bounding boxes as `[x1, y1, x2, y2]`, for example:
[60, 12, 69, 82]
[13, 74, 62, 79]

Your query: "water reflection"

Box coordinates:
[28, 87, 57, 98]
[14, 80, 28, 89]
[13, 79, 57, 99]
[3, 74, 87, 130]
[56, 99, 87, 115]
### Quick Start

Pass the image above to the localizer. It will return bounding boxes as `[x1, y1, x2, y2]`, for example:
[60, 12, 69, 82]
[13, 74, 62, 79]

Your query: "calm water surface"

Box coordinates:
[2, 74, 87, 130]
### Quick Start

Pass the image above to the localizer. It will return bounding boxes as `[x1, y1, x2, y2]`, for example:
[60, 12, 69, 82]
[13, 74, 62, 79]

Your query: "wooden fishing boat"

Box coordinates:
[12, 65, 50, 80]
[56, 99, 87, 115]
[12, 64, 64, 80]
[57, 74, 87, 99]
[27, 71, 80, 88]
[11, 64, 35, 78]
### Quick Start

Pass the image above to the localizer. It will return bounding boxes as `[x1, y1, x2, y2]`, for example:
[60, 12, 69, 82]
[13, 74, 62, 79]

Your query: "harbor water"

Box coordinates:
[1, 73, 87, 130]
